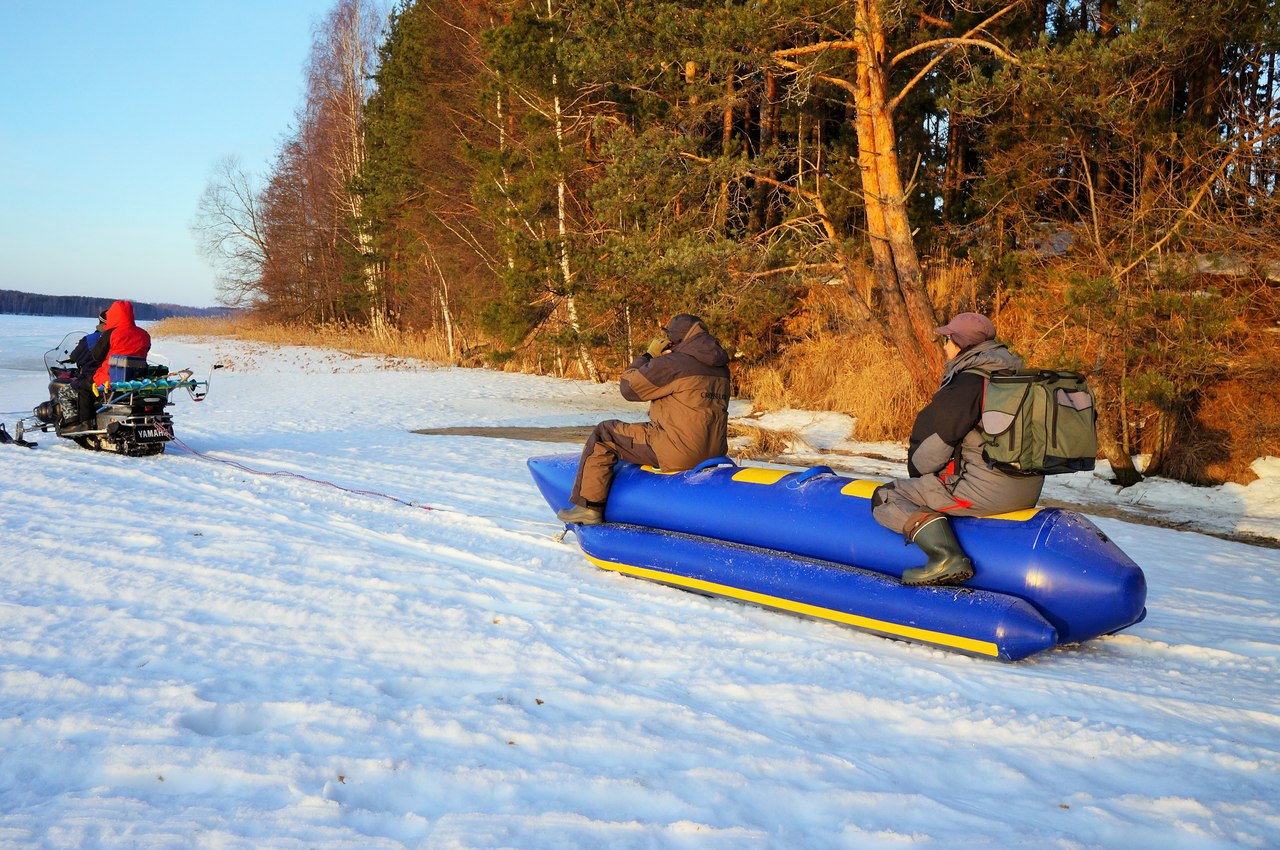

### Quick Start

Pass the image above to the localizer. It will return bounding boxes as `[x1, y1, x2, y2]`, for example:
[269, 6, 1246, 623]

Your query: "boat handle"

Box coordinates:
[787, 465, 834, 488]
[691, 456, 737, 473]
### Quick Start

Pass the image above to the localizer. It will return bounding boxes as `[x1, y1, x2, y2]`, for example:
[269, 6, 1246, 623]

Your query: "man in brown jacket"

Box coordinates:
[557, 314, 732, 525]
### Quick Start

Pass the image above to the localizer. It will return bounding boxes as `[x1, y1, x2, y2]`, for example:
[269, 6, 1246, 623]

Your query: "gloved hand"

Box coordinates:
[646, 336, 669, 358]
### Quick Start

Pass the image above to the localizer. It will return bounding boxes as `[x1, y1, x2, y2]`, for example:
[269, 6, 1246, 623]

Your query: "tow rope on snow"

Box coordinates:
[155, 423, 563, 535]
[156, 423, 437, 511]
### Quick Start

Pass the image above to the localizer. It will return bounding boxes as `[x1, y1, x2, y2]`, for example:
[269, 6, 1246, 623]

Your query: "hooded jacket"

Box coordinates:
[90, 301, 151, 387]
[618, 316, 731, 470]
[888, 338, 1045, 524]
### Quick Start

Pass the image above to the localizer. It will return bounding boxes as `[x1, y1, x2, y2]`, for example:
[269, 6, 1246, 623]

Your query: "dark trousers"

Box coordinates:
[871, 470, 1044, 537]
[570, 419, 660, 507]
[68, 375, 98, 424]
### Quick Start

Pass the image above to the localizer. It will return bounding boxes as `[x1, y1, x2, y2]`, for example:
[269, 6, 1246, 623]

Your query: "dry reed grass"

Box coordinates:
[737, 282, 926, 442]
[153, 315, 627, 380]
[738, 333, 921, 441]
[927, 257, 979, 319]
[153, 315, 456, 364]
[727, 421, 805, 460]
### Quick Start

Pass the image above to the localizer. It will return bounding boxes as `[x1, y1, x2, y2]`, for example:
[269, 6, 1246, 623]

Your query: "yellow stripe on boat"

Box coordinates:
[840, 480, 883, 498]
[649, 463, 1041, 520]
[986, 508, 1042, 521]
[584, 553, 1000, 657]
[839, 479, 1041, 521]
[732, 468, 791, 485]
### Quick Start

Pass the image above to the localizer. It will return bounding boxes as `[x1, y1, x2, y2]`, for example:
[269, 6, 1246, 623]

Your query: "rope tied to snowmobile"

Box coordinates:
[155, 421, 437, 510]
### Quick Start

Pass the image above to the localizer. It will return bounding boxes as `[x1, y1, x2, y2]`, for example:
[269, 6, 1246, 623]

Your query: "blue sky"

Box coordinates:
[1, 1, 347, 308]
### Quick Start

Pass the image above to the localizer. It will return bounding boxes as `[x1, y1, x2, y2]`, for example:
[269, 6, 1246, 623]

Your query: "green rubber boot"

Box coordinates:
[901, 515, 974, 586]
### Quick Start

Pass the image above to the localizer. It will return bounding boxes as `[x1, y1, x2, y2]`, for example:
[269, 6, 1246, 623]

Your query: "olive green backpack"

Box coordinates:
[965, 369, 1098, 475]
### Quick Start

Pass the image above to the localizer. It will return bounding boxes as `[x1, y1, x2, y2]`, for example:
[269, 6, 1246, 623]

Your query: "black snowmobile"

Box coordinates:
[1, 331, 217, 455]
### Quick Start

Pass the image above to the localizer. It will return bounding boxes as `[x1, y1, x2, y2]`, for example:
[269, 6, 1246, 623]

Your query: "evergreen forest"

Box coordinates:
[191, 0, 1280, 485]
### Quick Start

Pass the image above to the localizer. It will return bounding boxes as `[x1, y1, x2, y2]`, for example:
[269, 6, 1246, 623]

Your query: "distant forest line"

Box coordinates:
[190, 0, 1279, 485]
[0, 290, 234, 321]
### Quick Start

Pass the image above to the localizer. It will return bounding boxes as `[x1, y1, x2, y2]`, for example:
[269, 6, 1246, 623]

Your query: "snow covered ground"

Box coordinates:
[1, 313, 1277, 849]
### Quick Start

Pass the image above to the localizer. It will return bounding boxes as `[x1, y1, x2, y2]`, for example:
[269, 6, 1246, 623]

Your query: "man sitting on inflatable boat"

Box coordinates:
[557, 314, 732, 526]
[871, 312, 1044, 587]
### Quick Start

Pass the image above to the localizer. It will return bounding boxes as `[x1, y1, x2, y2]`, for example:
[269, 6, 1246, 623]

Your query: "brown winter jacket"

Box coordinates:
[619, 319, 731, 470]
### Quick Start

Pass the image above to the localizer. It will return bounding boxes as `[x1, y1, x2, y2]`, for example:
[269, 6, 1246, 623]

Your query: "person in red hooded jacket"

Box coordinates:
[88, 300, 151, 387]
[70, 300, 151, 423]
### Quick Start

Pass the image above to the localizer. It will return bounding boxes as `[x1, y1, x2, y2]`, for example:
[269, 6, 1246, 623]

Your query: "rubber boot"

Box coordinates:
[556, 504, 605, 526]
[901, 515, 974, 586]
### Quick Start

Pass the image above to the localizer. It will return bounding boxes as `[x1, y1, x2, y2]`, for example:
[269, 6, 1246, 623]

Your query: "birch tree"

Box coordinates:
[304, 0, 386, 333]
[480, 1, 604, 380]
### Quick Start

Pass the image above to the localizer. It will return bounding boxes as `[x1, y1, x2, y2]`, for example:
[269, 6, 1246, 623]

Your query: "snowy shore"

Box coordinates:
[1, 315, 1277, 849]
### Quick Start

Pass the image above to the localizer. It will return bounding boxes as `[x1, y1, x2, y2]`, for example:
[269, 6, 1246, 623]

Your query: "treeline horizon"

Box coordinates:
[193, 0, 1280, 485]
[0, 289, 235, 321]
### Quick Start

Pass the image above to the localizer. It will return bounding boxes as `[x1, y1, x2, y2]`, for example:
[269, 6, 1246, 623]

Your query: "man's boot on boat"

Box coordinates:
[556, 503, 605, 526]
[901, 513, 974, 586]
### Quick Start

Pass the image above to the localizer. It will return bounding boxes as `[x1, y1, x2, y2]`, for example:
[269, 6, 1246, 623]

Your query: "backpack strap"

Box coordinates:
[959, 367, 1009, 472]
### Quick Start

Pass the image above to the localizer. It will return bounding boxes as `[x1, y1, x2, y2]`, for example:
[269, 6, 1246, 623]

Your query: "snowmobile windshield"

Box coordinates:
[45, 331, 91, 375]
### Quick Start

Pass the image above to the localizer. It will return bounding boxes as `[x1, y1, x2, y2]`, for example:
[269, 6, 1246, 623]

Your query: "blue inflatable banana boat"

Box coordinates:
[528, 454, 1147, 661]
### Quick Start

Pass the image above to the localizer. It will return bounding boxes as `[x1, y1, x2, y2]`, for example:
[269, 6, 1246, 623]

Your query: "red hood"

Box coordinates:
[92, 300, 151, 385]
[103, 300, 136, 330]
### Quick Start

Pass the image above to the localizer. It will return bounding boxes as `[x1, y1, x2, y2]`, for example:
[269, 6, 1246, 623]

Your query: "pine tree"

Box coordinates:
[953, 0, 1280, 483]
[356, 0, 497, 355]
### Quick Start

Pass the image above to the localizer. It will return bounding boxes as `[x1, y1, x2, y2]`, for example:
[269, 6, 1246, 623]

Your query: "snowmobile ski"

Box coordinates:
[0, 424, 37, 449]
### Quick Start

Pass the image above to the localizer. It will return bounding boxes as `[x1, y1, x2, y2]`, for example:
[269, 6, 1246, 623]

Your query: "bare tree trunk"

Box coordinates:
[1096, 388, 1143, 486]
[554, 92, 598, 381]
[943, 111, 967, 222]
[548, 0, 600, 382]
[624, 301, 634, 357]
[797, 110, 807, 190]
[439, 289, 456, 360]
[715, 71, 735, 231]
[496, 80, 517, 274]
[1094, 340, 1143, 486]
[426, 253, 456, 362]
[749, 70, 779, 233]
